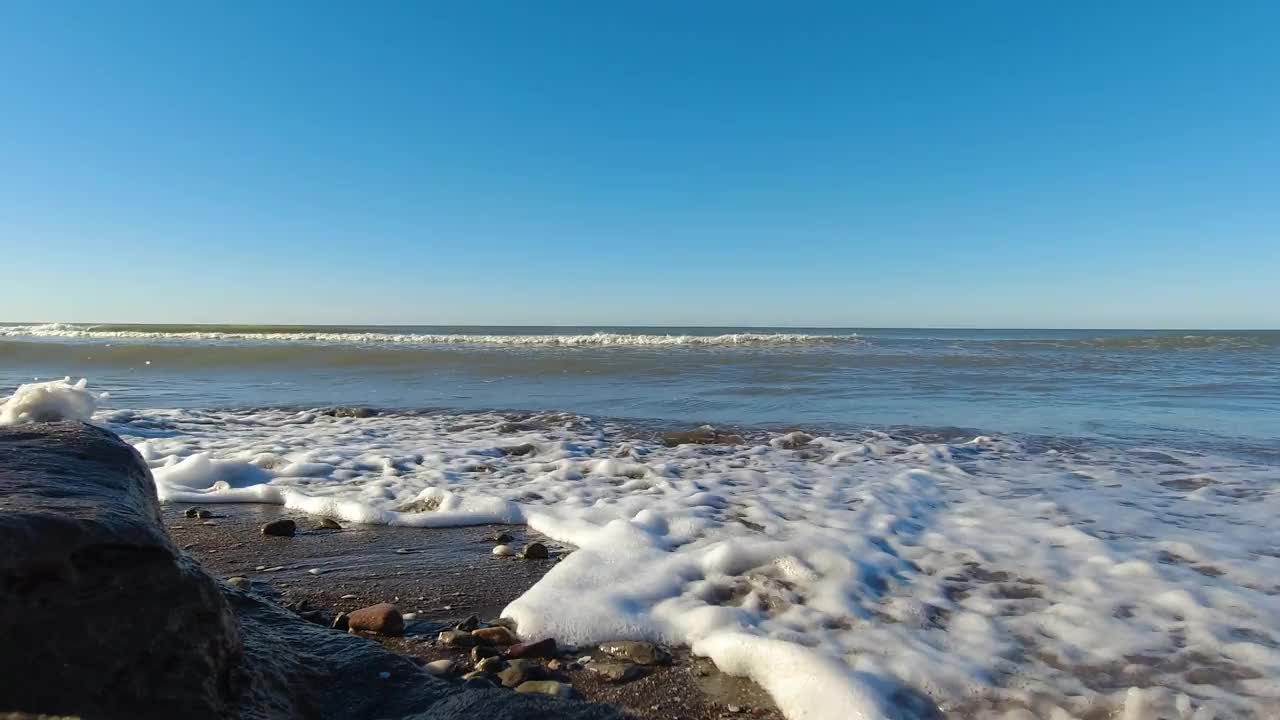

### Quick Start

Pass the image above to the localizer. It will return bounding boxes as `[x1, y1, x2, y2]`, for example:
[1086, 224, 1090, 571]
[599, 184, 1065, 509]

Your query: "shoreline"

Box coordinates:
[172, 502, 782, 720]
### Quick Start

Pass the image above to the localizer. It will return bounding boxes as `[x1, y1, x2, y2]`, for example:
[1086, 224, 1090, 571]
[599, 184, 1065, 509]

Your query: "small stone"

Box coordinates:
[472, 626, 519, 646]
[226, 576, 251, 590]
[598, 640, 671, 665]
[197, 509, 214, 519]
[475, 656, 504, 673]
[727, 705, 742, 713]
[456, 614, 481, 632]
[506, 637, 556, 659]
[486, 531, 515, 543]
[471, 645, 499, 663]
[331, 612, 349, 631]
[201, 521, 217, 526]
[318, 517, 343, 530]
[423, 659, 457, 675]
[519, 542, 549, 559]
[261, 519, 297, 537]
[438, 630, 476, 647]
[340, 594, 357, 600]
[307, 568, 326, 575]
[514, 680, 574, 700]
[184, 507, 202, 518]
[586, 660, 647, 683]
[347, 603, 403, 636]
[497, 659, 543, 688]
[492, 544, 514, 557]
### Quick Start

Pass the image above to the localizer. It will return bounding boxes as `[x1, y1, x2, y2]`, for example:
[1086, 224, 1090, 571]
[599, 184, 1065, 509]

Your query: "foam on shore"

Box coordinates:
[0, 377, 104, 425]
[81, 402, 1280, 720]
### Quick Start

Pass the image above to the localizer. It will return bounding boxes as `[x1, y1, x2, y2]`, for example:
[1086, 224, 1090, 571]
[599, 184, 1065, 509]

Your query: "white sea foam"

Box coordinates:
[0, 323, 852, 347]
[0, 377, 104, 425]
[89, 403, 1280, 720]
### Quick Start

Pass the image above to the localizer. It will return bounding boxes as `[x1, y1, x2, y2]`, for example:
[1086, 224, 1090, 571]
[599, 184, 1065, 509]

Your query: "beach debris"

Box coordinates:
[331, 612, 349, 631]
[317, 517, 343, 530]
[438, 629, 476, 647]
[225, 576, 251, 590]
[423, 659, 457, 676]
[514, 680, 575, 700]
[347, 602, 404, 636]
[585, 660, 647, 683]
[598, 640, 670, 665]
[492, 544, 515, 556]
[261, 519, 296, 537]
[519, 542, 549, 560]
[472, 625, 520, 645]
[505, 637, 556, 660]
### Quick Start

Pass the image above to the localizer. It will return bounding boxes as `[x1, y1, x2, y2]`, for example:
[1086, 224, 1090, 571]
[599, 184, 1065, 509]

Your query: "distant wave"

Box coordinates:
[0, 323, 855, 347]
[988, 334, 1278, 351]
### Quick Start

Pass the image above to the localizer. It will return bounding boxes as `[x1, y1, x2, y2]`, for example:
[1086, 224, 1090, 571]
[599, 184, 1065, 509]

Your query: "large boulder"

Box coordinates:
[0, 423, 620, 720]
[0, 422, 240, 719]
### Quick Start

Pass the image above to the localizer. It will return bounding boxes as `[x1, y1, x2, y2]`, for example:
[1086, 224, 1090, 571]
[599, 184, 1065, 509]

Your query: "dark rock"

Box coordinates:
[499, 443, 536, 457]
[320, 407, 378, 418]
[471, 646, 500, 663]
[597, 640, 671, 665]
[475, 656, 504, 674]
[497, 659, 546, 688]
[0, 423, 240, 718]
[261, 518, 296, 537]
[660, 426, 744, 447]
[226, 576, 251, 590]
[332, 612, 350, 631]
[184, 506, 203, 518]
[519, 542, 549, 560]
[198, 509, 214, 519]
[347, 603, 404, 636]
[456, 614, 481, 632]
[318, 517, 343, 530]
[506, 638, 556, 660]
[485, 531, 515, 544]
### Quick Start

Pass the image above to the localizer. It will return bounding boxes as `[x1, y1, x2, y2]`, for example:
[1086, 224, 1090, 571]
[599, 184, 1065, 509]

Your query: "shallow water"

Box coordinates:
[2, 324, 1278, 720]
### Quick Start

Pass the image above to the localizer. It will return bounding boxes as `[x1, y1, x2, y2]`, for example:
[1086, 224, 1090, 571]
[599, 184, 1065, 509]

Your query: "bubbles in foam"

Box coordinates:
[89, 404, 1278, 720]
[0, 377, 104, 425]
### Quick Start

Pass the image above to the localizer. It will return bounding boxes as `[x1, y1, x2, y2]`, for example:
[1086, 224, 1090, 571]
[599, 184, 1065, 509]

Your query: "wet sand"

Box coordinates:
[168, 503, 781, 720]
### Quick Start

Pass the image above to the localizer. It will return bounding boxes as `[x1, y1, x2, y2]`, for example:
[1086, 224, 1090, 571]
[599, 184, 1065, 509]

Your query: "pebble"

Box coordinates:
[262, 566, 285, 572]
[471, 626, 519, 645]
[401, 612, 418, 621]
[514, 680, 574, 700]
[307, 568, 326, 575]
[586, 660, 647, 683]
[497, 659, 542, 688]
[598, 640, 671, 665]
[226, 576, 251, 590]
[318, 517, 343, 529]
[455, 614, 481, 632]
[491, 545, 514, 557]
[261, 519, 297, 537]
[471, 645, 499, 663]
[201, 521, 217, 526]
[519, 542, 549, 560]
[505, 637, 556, 659]
[340, 594, 357, 600]
[475, 656, 504, 674]
[423, 659, 457, 676]
[437, 630, 476, 648]
[486, 531, 515, 543]
[347, 603, 404, 636]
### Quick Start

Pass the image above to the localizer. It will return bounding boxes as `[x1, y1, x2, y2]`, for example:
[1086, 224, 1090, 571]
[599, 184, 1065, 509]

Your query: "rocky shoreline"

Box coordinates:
[0, 422, 779, 720]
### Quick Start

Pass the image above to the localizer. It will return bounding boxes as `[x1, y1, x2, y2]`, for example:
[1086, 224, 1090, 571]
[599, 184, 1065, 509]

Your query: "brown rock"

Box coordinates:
[261, 518, 296, 537]
[597, 640, 670, 665]
[515, 680, 575, 700]
[585, 661, 647, 683]
[506, 638, 557, 659]
[438, 629, 476, 647]
[346, 602, 403, 636]
[472, 626, 520, 645]
[471, 645, 499, 663]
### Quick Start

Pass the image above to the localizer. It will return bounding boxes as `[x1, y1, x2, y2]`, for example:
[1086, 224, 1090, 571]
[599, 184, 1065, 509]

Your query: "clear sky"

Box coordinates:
[1, 2, 1276, 328]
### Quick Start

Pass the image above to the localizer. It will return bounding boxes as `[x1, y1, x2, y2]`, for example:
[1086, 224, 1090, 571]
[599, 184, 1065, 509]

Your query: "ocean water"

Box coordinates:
[2, 323, 1278, 720]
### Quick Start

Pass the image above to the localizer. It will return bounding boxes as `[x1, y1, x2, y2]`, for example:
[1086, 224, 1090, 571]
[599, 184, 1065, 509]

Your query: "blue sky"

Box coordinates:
[1, 2, 1276, 328]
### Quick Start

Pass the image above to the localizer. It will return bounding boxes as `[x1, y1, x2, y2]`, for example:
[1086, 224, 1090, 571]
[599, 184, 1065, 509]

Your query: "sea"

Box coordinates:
[2, 323, 1277, 720]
